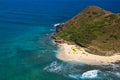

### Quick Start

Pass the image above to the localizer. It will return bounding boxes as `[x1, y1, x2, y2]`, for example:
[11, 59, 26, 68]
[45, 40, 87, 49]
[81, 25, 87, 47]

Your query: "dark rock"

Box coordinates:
[54, 23, 64, 33]
[51, 35, 56, 39]
[114, 60, 120, 64]
[55, 40, 63, 43]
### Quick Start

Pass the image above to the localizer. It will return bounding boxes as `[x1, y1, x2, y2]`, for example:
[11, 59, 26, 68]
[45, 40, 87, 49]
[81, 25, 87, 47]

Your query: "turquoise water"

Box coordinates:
[0, 0, 120, 80]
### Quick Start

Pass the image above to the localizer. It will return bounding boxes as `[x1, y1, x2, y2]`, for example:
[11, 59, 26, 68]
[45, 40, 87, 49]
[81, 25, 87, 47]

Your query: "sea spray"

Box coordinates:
[44, 61, 63, 73]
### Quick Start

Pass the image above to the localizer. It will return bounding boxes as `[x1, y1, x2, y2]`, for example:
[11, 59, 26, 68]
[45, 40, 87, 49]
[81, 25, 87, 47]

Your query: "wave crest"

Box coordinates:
[81, 70, 99, 79]
[54, 23, 64, 27]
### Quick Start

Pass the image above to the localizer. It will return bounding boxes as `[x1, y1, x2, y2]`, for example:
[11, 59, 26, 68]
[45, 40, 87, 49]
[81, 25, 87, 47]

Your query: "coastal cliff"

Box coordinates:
[54, 6, 120, 56]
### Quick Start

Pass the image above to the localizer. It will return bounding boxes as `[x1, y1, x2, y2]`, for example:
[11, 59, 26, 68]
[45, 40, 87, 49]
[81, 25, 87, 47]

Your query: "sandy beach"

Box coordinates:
[56, 43, 120, 65]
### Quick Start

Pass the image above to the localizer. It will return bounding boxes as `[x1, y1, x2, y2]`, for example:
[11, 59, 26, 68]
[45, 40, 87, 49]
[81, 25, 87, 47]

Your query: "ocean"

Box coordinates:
[0, 0, 120, 80]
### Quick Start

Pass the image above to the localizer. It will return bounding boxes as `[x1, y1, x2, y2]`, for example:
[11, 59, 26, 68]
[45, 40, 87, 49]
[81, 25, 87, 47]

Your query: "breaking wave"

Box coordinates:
[69, 70, 100, 79]
[81, 70, 99, 79]
[44, 61, 120, 80]
[43, 61, 63, 73]
[54, 23, 64, 27]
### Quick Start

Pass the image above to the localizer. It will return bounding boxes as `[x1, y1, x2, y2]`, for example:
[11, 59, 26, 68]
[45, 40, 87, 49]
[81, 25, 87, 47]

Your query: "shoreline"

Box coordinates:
[56, 43, 120, 65]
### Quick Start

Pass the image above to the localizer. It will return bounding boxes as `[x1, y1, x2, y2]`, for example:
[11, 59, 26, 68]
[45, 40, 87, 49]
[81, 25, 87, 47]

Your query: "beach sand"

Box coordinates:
[56, 43, 120, 65]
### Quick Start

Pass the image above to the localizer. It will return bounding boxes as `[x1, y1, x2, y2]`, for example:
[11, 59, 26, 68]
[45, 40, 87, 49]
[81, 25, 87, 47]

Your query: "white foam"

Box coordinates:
[44, 61, 63, 73]
[54, 23, 60, 27]
[54, 23, 64, 27]
[81, 70, 99, 79]
[115, 72, 120, 77]
[109, 71, 120, 78]
[111, 64, 120, 70]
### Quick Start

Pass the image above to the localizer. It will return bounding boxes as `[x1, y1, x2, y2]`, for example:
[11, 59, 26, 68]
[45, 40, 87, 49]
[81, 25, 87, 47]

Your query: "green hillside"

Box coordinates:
[54, 6, 120, 56]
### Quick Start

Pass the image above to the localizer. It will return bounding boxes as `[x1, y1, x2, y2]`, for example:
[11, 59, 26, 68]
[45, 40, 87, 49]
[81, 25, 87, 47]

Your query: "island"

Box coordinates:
[53, 6, 120, 65]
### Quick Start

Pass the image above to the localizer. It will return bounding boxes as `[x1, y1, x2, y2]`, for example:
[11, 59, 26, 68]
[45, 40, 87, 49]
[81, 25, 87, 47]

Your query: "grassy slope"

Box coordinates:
[55, 6, 120, 56]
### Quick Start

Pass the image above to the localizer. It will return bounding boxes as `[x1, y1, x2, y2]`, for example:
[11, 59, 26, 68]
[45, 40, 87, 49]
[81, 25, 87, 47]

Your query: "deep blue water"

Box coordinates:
[0, 0, 120, 80]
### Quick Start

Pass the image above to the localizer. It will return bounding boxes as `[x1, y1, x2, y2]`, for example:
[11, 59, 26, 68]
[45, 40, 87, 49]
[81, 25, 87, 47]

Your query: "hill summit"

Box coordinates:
[54, 6, 120, 56]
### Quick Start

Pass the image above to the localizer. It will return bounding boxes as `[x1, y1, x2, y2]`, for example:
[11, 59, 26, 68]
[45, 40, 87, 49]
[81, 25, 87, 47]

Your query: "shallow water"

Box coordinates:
[0, 0, 120, 80]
